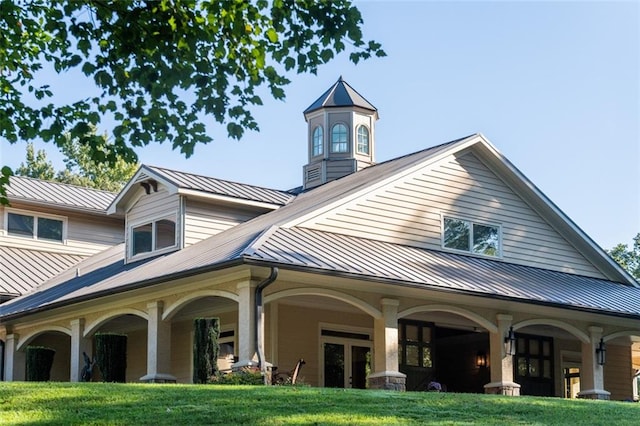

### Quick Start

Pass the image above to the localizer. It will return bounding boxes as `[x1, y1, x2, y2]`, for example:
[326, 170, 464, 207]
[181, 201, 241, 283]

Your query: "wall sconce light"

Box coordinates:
[596, 338, 606, 366]
[476, 351, 487, 368]
[505, 326, 517, 356]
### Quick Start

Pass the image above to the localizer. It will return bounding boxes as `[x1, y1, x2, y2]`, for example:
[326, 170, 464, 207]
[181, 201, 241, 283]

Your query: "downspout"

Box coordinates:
[255, 266, 278, 385]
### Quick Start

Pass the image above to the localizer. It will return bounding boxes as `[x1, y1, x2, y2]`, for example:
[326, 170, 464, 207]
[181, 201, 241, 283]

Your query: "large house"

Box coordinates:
[1, 78, 639, 400]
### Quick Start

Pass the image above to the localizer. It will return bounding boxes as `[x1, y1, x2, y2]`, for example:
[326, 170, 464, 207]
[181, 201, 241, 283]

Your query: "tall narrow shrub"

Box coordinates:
[95, 333, 127, 382]
[193, 318, 220, 384]
[25, 346, 55, 381]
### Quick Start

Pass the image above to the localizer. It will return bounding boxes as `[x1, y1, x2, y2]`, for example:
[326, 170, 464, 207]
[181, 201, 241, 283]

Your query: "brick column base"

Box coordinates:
[484, 381, 521, 396]
[368, 371, 406, 391]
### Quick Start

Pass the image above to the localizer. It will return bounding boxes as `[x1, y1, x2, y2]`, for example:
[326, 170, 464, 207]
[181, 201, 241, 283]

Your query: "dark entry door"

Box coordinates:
[514, 333, 554, 396]
[323, 342, 371, 389]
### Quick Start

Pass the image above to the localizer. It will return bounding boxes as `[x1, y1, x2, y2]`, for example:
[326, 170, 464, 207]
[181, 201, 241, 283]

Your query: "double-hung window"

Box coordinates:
[442, 216, 500, 257]
[6, 210, 65, 243]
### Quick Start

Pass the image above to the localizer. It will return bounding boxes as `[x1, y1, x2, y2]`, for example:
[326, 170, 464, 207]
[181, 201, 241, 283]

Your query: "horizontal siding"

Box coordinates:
[298, 151, 603, 278]
[184, 200, 261, 247]
[127, 187, 179, 225]
[0, 206, 123, 256]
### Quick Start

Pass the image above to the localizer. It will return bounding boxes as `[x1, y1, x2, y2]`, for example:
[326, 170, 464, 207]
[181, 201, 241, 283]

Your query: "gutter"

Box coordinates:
[254, 266, 278, 384]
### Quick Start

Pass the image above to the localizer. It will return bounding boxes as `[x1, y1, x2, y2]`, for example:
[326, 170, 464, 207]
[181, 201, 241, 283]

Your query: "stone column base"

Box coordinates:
[368, 371, 407, 391]
[577, 389, 611, 400]
[484, 381, 521, 396]
[139, 373, 177, 383]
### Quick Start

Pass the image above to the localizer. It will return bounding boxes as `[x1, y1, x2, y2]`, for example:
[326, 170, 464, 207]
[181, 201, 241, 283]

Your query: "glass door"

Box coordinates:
[322, 341, 371, 389]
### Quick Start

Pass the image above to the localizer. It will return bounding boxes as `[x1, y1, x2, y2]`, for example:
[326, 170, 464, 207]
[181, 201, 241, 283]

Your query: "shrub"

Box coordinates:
[211, 368, 264, 385]
[193, 318, 219, 384]
[25, 346, 55, 381]
[95, 333, 127, 382]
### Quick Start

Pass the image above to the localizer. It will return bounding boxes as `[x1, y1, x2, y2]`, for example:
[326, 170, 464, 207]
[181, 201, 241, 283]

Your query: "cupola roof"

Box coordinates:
[303, 76, 377, 115]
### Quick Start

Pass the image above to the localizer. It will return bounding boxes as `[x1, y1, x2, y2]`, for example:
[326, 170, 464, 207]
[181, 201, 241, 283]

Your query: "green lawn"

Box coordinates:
[0, 383, 638, 425]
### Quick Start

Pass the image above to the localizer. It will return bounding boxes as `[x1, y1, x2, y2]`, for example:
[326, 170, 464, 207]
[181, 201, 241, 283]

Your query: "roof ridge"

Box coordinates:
[144, 164, 293, 195]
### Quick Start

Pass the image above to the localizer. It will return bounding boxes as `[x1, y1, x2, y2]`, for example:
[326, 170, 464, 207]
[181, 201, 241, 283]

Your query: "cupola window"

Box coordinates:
[331, 124, 348, 153]
[357, 125, 369, 155]
[312, 126, 323, 157]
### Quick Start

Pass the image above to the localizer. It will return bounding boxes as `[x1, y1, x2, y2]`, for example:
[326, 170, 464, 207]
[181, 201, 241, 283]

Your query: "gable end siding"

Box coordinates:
[297, 152, 604, 278]
[183, 200, 263, 247]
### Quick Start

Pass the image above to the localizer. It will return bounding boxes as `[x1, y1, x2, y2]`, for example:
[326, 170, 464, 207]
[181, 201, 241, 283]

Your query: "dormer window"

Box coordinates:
[131, 215, 177, 257]
[331, 123, 348, 153]
[312, 126, 323, 157]
[5, 209, 65, 243]
[442, 216, 500, 257]
[357, 125, 369, 155]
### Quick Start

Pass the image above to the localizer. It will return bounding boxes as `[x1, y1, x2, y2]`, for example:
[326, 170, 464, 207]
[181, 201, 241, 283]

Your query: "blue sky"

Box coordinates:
[1, 1, 638, 250]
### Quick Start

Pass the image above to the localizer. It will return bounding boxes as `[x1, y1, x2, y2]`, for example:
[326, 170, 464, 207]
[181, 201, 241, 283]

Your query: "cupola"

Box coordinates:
[302, 77, 378, 189]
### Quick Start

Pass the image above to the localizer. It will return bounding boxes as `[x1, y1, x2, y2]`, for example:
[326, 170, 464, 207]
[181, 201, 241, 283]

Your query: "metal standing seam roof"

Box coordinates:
[2, 134, 636, 320]
[247, 227, 640, 318]
[303, 76, 377, 115]
[6, 175, 117, 212]
[0, 246, 86, 296]
[144, 165, 296, 206]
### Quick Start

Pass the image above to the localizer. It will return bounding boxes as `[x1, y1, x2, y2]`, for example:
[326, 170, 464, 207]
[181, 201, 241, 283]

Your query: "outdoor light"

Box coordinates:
[505, 326, 517, 356]
[596, 338, 606, 366]
[476, 351, 487, 368]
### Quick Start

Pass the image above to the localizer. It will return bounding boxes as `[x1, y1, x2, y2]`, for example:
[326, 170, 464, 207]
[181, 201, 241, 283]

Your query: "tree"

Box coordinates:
[15, 131, 138, 192]
[0, 0, 385, 204]
[608, 233, 640, 282]
[15, 143, 56, 180]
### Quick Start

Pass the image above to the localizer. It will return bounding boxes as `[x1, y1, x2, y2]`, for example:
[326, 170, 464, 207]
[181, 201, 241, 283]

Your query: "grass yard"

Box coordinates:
[0, 382, 638, 425]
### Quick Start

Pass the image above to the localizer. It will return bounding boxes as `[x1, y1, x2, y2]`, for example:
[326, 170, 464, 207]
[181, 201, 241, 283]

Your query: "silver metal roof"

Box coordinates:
[6, 175, 116, 213]
[248, 227, 640, 318]
[0, 246, 85, 296]
[2, 134, 637, 320]
[144, 165, 296, 206]
[304, 77, 377, 115]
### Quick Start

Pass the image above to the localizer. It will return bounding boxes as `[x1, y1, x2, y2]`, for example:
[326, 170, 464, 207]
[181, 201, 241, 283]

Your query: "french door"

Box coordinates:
[322, 339, 371, 389]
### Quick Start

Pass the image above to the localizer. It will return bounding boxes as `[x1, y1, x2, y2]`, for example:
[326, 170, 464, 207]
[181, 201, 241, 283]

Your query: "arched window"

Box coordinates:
[357, 125, 369, 155]
[312, 126, 323, 157]
[331, 124, 348, 153]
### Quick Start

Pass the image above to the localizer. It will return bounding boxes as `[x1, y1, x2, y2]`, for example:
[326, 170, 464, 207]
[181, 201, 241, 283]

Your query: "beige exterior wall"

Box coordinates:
[0, 204, 123, 256]
[183, 200, 261, 247]
[298, 151, 603, 278]
[605, 344, 634, 401]
[273, 303, 373, 387]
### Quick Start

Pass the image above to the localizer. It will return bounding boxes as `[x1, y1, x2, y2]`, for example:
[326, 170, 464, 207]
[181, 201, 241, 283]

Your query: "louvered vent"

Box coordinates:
[306, 167, 321, 182]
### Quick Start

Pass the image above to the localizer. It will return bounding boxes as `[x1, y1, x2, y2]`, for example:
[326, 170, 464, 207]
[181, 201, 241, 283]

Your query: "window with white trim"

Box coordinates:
[312, 126, 323, 157]
[5, 210, 65, 243]
[442, 216, 500, 257]
[356, 125, 369, 155]
[331, 123, 348, 153]
[131, 216, 177, 257]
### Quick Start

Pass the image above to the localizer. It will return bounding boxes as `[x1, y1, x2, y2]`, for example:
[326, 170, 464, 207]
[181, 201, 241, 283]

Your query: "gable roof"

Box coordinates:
[6, 175, 116, 213]
[304, 76, 377, 115]
[108, 165, 296, 214]
[2, 134, 637, 321]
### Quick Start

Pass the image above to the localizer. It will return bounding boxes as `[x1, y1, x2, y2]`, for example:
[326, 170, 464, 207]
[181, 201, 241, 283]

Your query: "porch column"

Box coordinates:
[368, 298, 406, 391]
[484, 314, 520, 395]
[70, 319, 92, 382]
[232, 280, 258, 369]
[140, 301, 176, 383]
[4, 334, 25, 381]
[577, 326, 610, 400]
